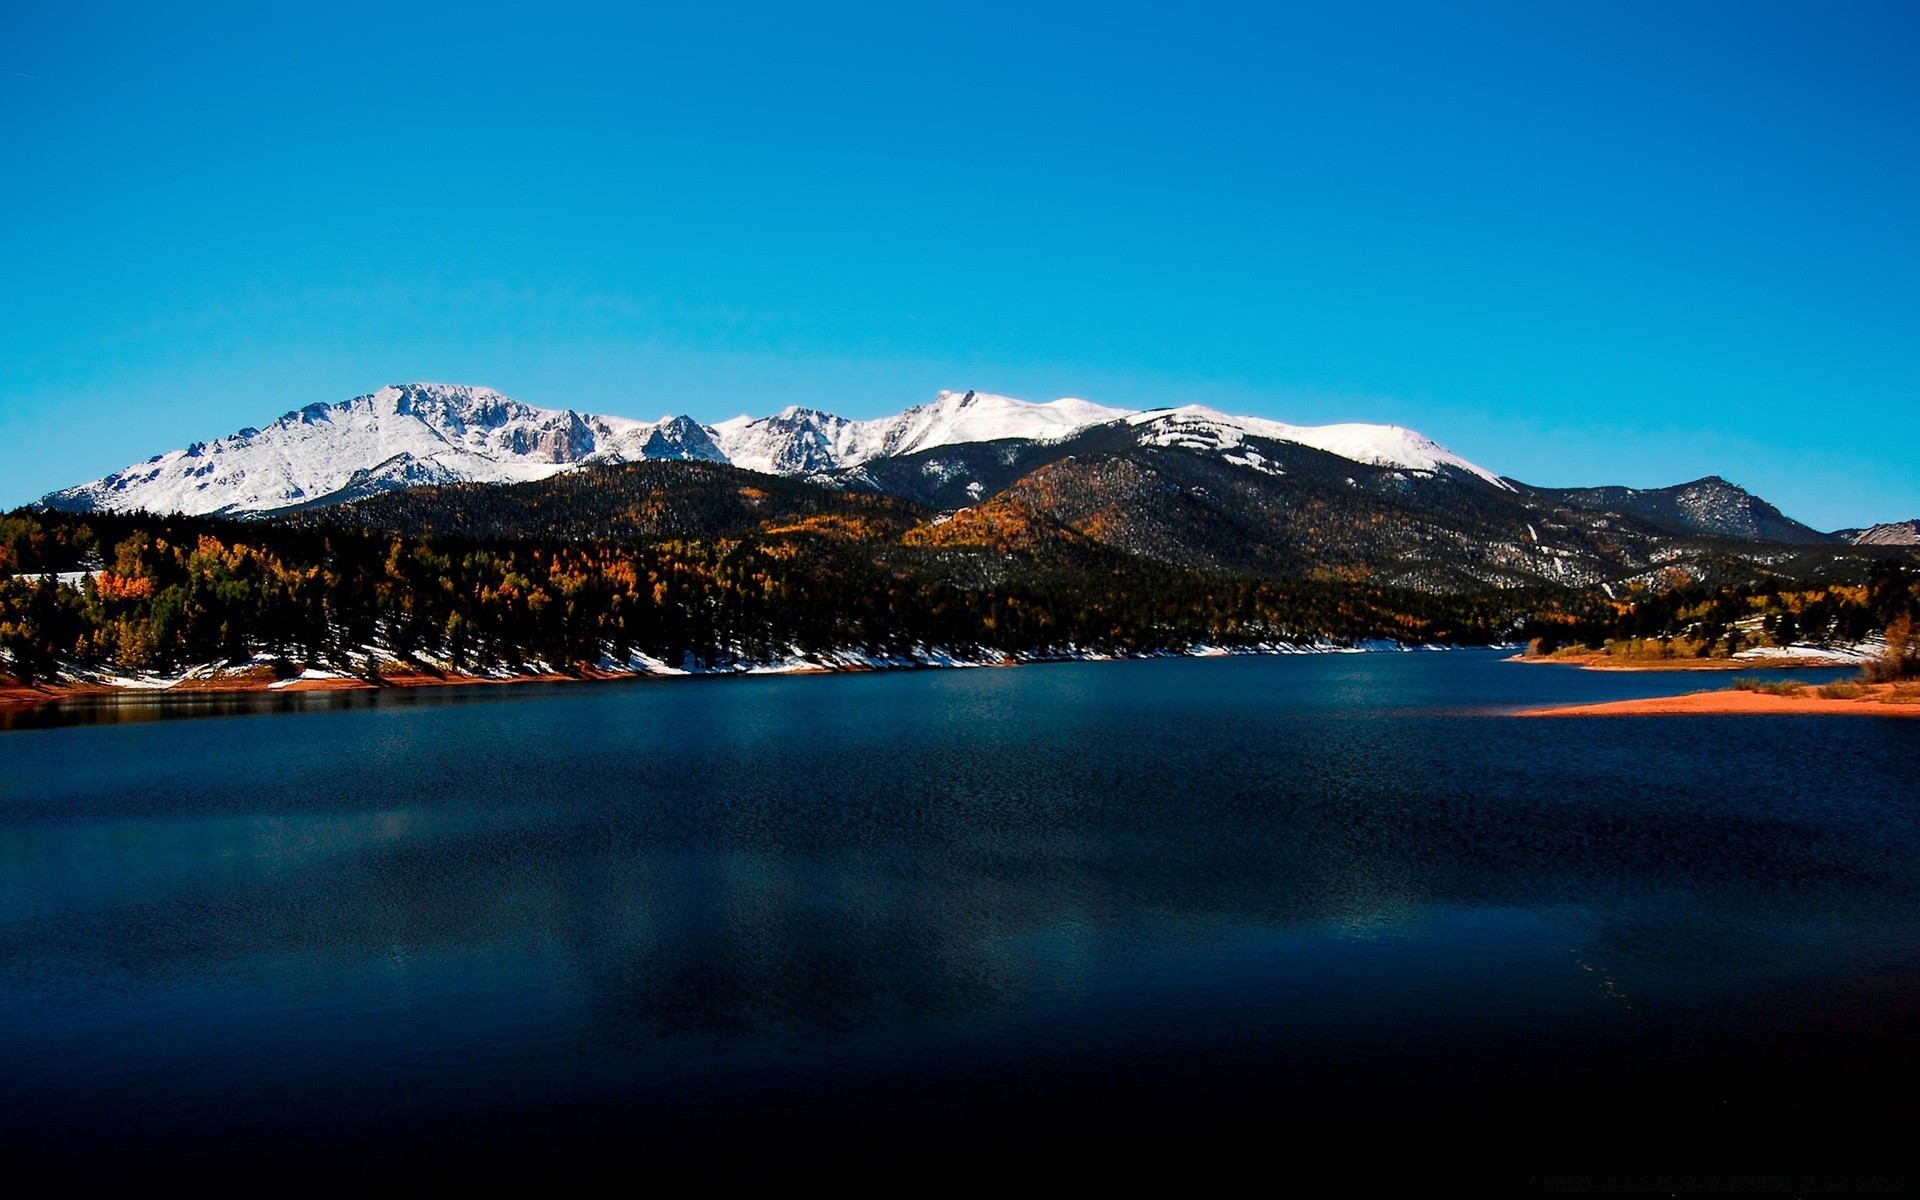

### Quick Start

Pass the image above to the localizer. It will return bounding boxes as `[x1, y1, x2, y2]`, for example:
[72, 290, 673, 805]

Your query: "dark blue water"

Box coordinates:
[2, 652, 1915, 1179]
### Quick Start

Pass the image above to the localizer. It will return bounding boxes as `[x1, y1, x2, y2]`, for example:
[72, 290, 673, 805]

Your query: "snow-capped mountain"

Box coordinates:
[710, 391, 1131, 476]
[40, 384, 684, 516]
[39, 381, 1505, 517]
[1123, 406, 1512, 489]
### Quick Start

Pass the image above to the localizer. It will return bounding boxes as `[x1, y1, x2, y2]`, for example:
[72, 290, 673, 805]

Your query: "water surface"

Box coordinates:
[1, 652, 1913, 1177]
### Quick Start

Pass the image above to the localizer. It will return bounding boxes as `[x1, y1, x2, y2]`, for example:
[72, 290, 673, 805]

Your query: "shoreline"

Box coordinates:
[1508, 651, 1870, 672]
[1517, 683, 1920, 718]
[0, 664, 744, 711]
[0, 641, 1496, 714]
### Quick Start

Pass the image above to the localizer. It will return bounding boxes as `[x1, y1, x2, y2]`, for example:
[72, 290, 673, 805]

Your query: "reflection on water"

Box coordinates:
[0, 677, 635, 731]
[0, 651, 1913, 1173]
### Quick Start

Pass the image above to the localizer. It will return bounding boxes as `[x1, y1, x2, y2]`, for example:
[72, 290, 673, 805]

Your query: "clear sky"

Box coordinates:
[3, 2, 1915, 529]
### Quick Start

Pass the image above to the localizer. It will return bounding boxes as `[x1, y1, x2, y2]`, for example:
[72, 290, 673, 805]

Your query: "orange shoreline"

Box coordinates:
[10, 656, 1913, 720]
[1518, 685, 1920, 718]
[0, 666, 654, 710]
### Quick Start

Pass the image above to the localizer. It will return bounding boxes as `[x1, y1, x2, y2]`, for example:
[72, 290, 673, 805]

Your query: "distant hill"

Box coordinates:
[1836, 519, 1920, 547]
[1526, 476, 1834, 545]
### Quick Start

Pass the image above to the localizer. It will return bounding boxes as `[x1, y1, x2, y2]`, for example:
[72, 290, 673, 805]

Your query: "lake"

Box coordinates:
[1, 651, 1915, 1180]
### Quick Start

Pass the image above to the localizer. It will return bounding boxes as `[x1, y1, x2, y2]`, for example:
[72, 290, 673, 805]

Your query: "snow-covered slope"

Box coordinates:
[41, 384, 690, 516]
[1125, 406, 1513, 488]
[710, 390, 1130, 475]
[40, 382, 1504, 516]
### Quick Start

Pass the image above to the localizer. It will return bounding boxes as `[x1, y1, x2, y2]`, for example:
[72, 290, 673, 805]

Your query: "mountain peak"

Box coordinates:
[37, 382, 1500, 516]
[1538, 476, 1830, 544]
[1126, 406, 1509, 488]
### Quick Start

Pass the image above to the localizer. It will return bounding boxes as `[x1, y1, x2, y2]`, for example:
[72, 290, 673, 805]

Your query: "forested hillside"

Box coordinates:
[1524, 564, 1920, 660]
[6, 457, 1915, 687]
[303, 459, 928, 543]
[0, 504, 1540, 685]
[832, 423, 1876, 592]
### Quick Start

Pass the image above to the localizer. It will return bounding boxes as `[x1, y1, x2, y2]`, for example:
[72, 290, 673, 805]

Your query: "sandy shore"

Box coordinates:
[1518, 684, 1920, 718]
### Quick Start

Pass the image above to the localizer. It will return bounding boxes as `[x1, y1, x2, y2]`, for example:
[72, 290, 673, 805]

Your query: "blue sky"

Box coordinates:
[2, 2, 1915, 529]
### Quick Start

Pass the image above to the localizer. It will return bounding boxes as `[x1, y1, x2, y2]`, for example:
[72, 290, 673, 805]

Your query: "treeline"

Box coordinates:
[0, 508, 1543, 684]
[297, 459, 928, 543]
[1520, 565, 1920, 657]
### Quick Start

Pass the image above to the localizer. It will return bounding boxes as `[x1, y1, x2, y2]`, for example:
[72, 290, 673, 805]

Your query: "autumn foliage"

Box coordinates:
[0, 501, 1536, 685]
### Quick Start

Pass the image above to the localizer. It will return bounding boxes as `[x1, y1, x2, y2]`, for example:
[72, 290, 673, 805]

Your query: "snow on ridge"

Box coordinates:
[871, 390, 1133, 458]
[1125, 405, 1508, 488]
[42, 382, 693, 517]
[707, 389, 1132, 475]
[39, 381, 1505, 517]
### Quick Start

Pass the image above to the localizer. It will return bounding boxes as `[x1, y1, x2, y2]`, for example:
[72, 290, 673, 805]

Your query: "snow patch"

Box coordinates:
[1126, 406, 1508, 488]
[1732, 641, 1880, 664]
[42, 381, 1509, 517]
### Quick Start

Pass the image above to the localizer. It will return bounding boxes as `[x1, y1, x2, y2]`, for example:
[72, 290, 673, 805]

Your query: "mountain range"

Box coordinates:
[38, 382, 1503, 516]
[33, 382, 1915, 593]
